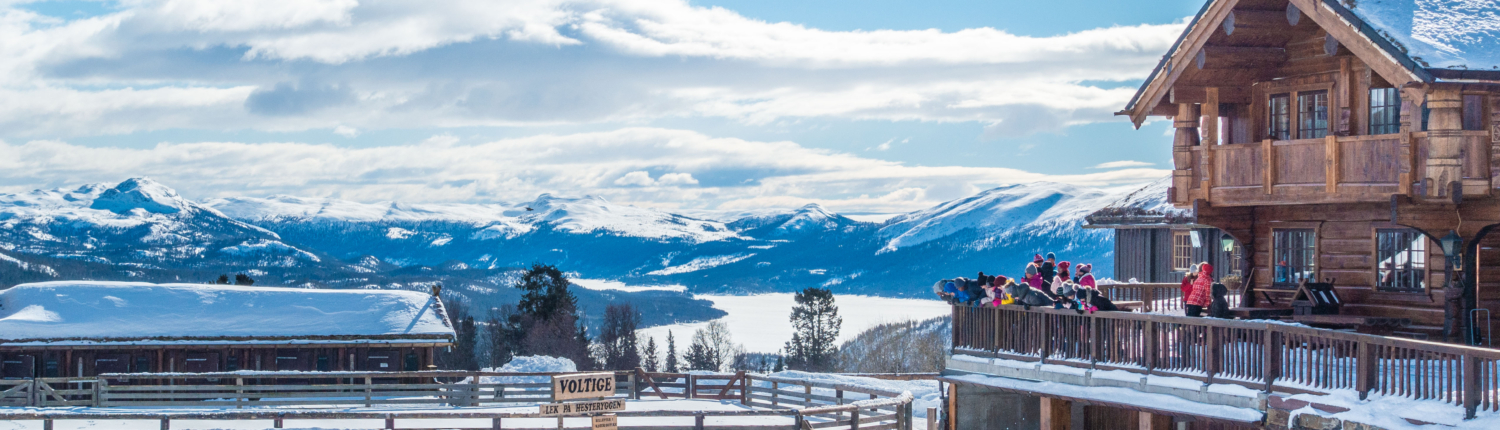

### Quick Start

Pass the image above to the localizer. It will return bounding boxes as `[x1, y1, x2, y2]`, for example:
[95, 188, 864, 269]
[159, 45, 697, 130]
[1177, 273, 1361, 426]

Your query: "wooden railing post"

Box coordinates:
[687, 374, 696, 399]
[1089, 314, 1101, 368]
[1464, 354, 1480, 419]
[1263, 327, 1282, 392]
[850, 409, 861, 430]
[1356, 341, 1374, 400]
[1143, 319, 1157, 374]
[1144, 286, 1156, 313]
[1205, 326, 1219, 385]
[235, 377, 244, 409]
[1040, 313, 1052, 362]
[364, 376, 372, 407]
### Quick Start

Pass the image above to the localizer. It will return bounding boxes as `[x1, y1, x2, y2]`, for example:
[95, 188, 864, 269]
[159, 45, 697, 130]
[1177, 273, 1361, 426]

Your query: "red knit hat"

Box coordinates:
[1033, 254, 1044, 263]
[1058, 261, 1071, 270]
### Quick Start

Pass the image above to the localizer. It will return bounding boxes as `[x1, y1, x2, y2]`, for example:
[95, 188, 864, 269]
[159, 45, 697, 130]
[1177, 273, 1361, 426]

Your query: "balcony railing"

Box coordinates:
[951, 305, 1500, 419]
[1179, 131, 1492, 206]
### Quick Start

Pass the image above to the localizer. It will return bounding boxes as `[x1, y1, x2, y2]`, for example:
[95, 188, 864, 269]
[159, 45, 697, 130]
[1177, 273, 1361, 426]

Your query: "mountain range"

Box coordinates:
[0, 177, 1145, 328]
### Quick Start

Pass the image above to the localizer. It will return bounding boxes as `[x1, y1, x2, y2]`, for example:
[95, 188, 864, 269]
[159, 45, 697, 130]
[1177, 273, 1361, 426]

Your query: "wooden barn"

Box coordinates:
[1118, 0, 1500, 341]
[1085, 178, 1245, 284]
[0, 281, 454, 378]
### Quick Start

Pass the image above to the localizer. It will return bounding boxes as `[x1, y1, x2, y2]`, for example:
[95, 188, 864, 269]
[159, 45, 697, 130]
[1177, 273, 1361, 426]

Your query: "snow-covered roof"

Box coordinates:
[0, 281, 454, 345]
[1083, 177, 1197, 228]
[1344, 0, 1500, 72]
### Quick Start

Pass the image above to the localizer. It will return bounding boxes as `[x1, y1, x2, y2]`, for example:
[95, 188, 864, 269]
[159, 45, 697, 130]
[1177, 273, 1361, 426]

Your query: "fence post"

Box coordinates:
[43, 419, 52, 430]
[804, 384, 812, 407]
[904, 401, 914, 430]
[739, 372, 749, 405]
[1464, 354, 1480, 419]
[1355, 341, 1374, 400]
[1089, 314, 1101, 368]
[236, 377, 244, 409]
[629, 371, 639, 400]
[160, 417, 170, 430]
[1262, 327, 1282, 392]
[850, 408, 860, 429]
[1040, 313, 1052, 363]
[364, 376, 373, 407]
[491, 417, 502, 430]
[1143, 319, 1157, 375]
[1143, 286, 1155, 313]
[687, 374, 696, 399]
[836, 389, 844, 421]
[1205, 326, 1219, 385]
[950, 305, 959, 355]
[927, 407, 937, 430]
[695, 414, 705, 430]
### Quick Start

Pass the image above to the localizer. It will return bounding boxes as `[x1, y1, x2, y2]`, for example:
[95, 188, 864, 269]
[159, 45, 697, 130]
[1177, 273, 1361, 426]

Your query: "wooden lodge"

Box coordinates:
[1085, 178, 1245, 284]
[0, 281, 454, 379]
[1118, 0, 1500, 341]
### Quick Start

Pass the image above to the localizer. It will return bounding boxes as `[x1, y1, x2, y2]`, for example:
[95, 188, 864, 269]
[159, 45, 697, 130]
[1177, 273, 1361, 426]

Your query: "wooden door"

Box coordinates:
[94, 353, 130, 375]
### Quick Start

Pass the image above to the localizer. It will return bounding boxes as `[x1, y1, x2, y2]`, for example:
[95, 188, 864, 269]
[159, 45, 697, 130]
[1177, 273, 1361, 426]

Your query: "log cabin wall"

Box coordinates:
[0, 345, 441, 378]
[1243, 203, 1448, 337]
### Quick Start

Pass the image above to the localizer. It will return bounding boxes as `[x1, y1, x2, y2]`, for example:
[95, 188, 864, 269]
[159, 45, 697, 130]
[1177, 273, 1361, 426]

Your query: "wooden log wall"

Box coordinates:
[0, 345, 440, 379]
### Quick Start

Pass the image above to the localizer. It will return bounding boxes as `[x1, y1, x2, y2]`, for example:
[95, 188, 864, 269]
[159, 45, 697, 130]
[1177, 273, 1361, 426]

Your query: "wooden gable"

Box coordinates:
[1122, 0, 1428, 126]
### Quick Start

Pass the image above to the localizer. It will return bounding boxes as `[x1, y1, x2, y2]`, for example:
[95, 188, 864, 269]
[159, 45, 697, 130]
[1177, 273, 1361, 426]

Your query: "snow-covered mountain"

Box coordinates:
[1, 177, 1146, 297]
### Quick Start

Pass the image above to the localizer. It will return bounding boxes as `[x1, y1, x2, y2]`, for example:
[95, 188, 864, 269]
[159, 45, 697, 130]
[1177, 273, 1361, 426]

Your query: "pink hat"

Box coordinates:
[1058, 261, 1071, 270]
[1033, 254, 1044, 263]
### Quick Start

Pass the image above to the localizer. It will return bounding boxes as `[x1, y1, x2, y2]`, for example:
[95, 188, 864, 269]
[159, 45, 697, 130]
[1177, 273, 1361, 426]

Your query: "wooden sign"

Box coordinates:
[552, 372, 616, 401]
[538, 399, 626, 416]
[592, 414, 618, 430]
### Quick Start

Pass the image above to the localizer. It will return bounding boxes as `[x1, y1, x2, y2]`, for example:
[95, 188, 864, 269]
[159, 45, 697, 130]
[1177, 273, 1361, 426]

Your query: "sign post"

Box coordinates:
[539, 372, 626, 419]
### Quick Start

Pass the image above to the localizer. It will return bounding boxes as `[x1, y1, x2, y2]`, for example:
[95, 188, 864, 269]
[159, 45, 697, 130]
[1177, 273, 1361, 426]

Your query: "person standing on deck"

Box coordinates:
[1186, 262, 1214, 317]
[1024, 255, 1045, 290]
[1039, 253, 1058, 286]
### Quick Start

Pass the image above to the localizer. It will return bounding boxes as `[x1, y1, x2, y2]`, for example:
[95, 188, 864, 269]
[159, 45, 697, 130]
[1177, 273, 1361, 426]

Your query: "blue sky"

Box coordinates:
[0, 0, 1192, 214]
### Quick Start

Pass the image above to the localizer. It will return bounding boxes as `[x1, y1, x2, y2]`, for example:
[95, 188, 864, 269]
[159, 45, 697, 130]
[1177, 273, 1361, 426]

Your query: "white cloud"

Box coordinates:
[1092, 160, 1153, 169]
[333, 125, 359, 137]
[0, 128, 1168, 213]
[0, 0, 1183, 138]
[614, 171, 656, 186]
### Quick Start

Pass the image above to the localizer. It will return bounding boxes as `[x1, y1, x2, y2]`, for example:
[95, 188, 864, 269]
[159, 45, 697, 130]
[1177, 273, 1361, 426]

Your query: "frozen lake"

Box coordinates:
[637, 293, 951, 354]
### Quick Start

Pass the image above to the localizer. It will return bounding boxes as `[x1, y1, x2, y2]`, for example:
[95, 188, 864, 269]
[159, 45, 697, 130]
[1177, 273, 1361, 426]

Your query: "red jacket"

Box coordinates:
[1187, 264, 1215, 307]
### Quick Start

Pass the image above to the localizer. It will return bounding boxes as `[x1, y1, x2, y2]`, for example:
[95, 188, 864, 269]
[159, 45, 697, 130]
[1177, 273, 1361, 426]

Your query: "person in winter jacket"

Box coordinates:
[1049, 261, 1072, 309]
[940, 280, 966, 304]
[1180, 263, 1200, 302]
[1039, 253, 1058, 286]
[1185, 262, 1215, 317]
[1024, 255, 1045, 289]
[1076, 264, 1097, 288]
[1003, 280, 1054, 309]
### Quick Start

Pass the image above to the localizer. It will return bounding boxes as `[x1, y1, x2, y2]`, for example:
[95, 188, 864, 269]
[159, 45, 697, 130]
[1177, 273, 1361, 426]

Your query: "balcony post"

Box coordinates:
[1174, 103, 1201, 204]
[1202, 89, 1219, 196]
[1425, 89, 1464, 198]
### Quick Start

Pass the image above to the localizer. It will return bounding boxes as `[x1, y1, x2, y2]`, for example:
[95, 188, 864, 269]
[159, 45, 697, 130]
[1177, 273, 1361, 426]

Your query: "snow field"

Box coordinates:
[570, 278, 686, 293]
[637, 294, 952, 353]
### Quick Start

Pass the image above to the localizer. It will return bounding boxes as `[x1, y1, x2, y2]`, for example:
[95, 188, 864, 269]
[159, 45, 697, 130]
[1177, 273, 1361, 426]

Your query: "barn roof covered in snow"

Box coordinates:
[0, 282, 454, 346]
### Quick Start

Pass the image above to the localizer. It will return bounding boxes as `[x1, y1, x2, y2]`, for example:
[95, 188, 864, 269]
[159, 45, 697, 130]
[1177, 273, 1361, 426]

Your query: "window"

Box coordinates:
[1377, 229, 1427, 293]
[1298, 90, 1329, 138]
[1172, 231, 1195, 272]
[1369, 88, 1401, 134]
[1464, 95, 1486, 131]
[1274, 229, 1316, 286]
[1268, 93, 1291, 140]
[1221, 235, 1244, 277]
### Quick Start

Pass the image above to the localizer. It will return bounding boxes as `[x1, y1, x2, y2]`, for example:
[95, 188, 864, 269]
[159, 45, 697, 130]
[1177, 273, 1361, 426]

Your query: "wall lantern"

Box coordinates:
[1441, 230, 1464, 270]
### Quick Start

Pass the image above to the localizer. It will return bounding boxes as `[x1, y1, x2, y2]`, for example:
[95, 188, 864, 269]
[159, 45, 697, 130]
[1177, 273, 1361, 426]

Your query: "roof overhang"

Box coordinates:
[0, 334, 455, 350]
[1120, 0, 1433, 127]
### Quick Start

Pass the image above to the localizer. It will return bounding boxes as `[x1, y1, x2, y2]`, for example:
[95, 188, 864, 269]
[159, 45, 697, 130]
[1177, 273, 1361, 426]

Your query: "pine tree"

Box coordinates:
[233, 273, 254, 286]
[642, 337, 660, 372]
[773, 355, 784, 372]
[508, 264, 591, 368]
[599, 304, 641, 370]
[664, 331, 679, 372]
[685, 321, 740, 372]
[784, 287, 841, 372]
[214, 274, 229, 284]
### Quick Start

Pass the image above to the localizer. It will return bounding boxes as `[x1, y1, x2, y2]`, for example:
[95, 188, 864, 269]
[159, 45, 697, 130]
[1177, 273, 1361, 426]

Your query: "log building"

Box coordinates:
[0, 281, 454, 378]
[1120, 0, 1500, 341]
[1085, 178, 1244, 284]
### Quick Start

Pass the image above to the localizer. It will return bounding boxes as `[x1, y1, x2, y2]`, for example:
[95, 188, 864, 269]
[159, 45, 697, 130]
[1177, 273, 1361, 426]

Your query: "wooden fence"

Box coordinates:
[0, 370, 915, 429]
[952, 304, 1500, 419]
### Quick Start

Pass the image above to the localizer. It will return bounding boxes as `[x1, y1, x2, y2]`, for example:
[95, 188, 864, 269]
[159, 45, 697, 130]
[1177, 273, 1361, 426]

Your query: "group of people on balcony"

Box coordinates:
[935, 252, 1119, 314]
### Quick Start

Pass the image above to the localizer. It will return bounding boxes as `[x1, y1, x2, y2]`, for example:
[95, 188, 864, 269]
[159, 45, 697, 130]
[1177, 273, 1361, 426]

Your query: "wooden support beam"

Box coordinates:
[1040, 397, 1071, 430]
[1194, 46, 1288, 70]
[1263, 139, 1275, 195]
[1223, 9, 1292, 34]
[1171, 86, 1250, 105]
[1326, 135, 1339, 194]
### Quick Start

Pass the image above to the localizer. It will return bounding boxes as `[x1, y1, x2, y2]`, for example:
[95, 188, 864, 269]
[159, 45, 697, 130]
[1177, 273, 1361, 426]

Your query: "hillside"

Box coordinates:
[1, 178, 1143, 300]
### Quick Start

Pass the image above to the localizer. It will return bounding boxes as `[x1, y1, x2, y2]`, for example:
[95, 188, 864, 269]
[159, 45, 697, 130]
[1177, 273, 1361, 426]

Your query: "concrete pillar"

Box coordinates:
[1040, 397, 1071, 430]
[1425, 89, 1464, 198]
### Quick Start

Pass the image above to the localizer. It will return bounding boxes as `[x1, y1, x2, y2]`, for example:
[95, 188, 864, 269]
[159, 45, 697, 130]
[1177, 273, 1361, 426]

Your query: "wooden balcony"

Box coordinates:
[1177, 131, 1494, 207]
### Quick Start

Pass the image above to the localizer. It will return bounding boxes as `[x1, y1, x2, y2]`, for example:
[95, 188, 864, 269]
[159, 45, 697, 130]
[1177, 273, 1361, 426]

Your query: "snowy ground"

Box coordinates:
[638, 293, 951, 353]
[570, 278, 687, 293]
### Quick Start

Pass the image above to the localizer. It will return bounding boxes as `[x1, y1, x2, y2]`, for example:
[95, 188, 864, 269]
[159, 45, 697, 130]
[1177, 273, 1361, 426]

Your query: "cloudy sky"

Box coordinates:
[0, 0, 1198, 214]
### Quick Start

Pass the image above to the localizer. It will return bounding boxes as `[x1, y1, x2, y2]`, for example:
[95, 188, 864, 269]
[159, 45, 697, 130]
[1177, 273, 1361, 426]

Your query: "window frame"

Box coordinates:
[1297, 90, 1330, 139]
[1268, 93, 1292, 140]
[1172, 230, 1195, 272]
[1374, 228, 1429, 294]
[1368, 87, 1401, 135]
[1463, 94, 1487, 131]
[1272, 228, 1317, 288]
